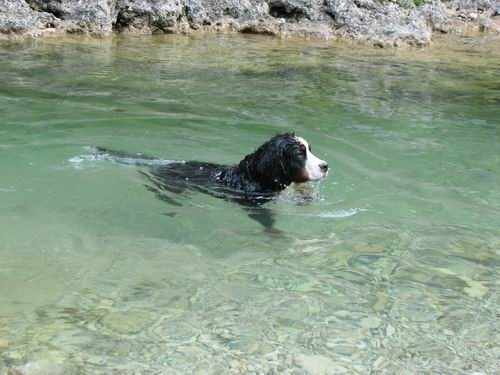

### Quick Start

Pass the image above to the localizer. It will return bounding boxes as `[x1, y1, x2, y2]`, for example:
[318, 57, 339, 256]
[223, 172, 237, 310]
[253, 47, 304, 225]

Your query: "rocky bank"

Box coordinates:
[0, 0, 499, 46]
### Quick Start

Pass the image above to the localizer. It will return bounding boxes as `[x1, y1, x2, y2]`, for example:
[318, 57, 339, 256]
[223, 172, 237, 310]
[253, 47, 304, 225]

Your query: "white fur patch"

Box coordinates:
[295, 136, 328, 181]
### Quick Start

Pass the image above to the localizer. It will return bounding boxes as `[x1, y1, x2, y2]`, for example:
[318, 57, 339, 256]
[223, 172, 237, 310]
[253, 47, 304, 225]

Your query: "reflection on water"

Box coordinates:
[0, 34, 499, 374]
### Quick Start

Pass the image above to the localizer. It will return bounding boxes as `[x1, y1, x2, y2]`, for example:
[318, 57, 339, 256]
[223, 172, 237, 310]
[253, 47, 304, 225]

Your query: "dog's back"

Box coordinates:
[148, 161, 224, 194]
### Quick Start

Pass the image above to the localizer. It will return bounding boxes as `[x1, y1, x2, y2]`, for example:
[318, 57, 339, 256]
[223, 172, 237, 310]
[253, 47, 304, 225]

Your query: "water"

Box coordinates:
[0, 34, 499, 374]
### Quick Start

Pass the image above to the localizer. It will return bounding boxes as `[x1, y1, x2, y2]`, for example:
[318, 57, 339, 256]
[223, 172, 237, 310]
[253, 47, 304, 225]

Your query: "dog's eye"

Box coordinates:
[299, 144, 307, 155]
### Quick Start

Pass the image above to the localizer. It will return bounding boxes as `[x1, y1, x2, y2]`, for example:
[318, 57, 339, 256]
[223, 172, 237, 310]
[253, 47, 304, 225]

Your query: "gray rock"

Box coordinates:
[1, 0, 500, 46]
[324, 0, 430, 47]
[114, 0, 185, 33]
[26, 0, 115, 33]
[0, 0, 56, 36]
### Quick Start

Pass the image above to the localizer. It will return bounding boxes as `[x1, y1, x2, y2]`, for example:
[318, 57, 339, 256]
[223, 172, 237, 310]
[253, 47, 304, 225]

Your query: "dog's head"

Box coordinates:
[244, 133, 328, 189]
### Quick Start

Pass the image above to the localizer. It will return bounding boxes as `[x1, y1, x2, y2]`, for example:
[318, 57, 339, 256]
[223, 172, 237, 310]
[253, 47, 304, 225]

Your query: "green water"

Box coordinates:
[0, 34, 499, 374]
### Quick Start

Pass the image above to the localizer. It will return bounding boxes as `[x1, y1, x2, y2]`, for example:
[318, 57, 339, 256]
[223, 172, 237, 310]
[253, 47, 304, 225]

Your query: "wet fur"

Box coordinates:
[97, 133, 325, 231]
[144, 133, 311, 202]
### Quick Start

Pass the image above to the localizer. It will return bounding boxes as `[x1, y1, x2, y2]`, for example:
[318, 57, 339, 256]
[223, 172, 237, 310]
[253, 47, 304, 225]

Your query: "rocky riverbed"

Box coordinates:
[1, 0, 499, 46]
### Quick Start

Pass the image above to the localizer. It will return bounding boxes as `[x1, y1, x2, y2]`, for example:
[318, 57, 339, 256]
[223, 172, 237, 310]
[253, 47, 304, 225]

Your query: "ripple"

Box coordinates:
[68, 147, 177, 169]
[318, 208, 363, 218]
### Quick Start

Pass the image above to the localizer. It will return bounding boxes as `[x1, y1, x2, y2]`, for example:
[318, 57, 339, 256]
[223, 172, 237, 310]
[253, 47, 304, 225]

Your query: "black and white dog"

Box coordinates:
[97, 133, 328, 231]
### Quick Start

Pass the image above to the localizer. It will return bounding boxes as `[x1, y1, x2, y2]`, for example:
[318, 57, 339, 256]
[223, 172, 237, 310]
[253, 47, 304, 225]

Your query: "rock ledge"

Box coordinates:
[1, 0, 499, 46]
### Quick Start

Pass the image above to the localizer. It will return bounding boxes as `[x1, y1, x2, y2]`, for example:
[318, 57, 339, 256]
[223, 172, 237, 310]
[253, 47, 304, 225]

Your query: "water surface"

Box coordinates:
[0, 34, 499, 374]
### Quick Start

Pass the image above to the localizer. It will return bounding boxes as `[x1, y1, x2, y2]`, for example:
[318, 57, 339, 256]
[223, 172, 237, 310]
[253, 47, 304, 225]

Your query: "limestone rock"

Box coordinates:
[0, 0, 56, 36]
[1, 0, 499, 46]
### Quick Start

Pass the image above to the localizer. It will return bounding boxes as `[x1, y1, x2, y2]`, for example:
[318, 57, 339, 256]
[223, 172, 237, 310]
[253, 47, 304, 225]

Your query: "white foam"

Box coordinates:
[287, 208, 364, 218]
[317, 208, 363, 218]
[68, 153, 108, 164]
[68, 147, 177, 169]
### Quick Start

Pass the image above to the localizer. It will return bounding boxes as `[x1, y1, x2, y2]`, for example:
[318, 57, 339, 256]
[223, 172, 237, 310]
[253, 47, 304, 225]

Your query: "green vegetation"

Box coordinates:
[413, 0, 425, 6]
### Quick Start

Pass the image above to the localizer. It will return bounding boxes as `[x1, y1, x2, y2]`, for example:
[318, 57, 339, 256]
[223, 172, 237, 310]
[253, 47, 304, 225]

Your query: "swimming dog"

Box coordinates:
[96, 133, 328, 230]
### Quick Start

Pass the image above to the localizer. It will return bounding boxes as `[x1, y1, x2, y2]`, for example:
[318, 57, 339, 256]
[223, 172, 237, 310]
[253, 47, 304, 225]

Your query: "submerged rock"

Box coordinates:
[0, 0, 499, 46]
[3, 360, 74, 375]
[293, 354, 344, 374]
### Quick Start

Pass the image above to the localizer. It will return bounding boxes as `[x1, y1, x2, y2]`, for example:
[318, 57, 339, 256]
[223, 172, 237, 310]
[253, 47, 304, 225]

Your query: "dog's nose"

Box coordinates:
[319, 162, 328, 172]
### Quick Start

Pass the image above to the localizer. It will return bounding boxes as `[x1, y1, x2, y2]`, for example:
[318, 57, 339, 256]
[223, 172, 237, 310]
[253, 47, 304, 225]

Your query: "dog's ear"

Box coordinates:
[240, 134, 298, 189]
[279, 140, 297, 178]
[256, 145, 281, 180]
[249, 138, 288, 187]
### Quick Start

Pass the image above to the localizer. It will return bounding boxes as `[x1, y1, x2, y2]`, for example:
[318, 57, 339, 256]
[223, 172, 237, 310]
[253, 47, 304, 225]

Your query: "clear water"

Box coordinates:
[0, 34, 499, 374]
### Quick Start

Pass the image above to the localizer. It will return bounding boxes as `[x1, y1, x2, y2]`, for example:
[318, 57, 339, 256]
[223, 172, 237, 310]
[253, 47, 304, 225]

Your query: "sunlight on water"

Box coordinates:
[0, 34, 499, 374]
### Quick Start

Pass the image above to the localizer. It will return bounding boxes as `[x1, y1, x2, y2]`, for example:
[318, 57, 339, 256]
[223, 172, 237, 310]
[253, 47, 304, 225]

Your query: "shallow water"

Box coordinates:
[0, 34, 499, 374]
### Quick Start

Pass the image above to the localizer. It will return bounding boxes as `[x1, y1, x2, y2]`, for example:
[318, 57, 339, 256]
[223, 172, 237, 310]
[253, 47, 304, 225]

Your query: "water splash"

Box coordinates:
[68, 147, 177, 169]
[317, 208, 364, 218]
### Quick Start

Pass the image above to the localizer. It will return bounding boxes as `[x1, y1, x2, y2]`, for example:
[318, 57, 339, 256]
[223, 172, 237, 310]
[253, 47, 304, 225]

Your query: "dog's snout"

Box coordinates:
[319, 162, 328, 172]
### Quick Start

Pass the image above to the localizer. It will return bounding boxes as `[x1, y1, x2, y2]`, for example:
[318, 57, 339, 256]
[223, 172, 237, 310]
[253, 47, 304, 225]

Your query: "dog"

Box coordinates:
[96, 133, 328, 231]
